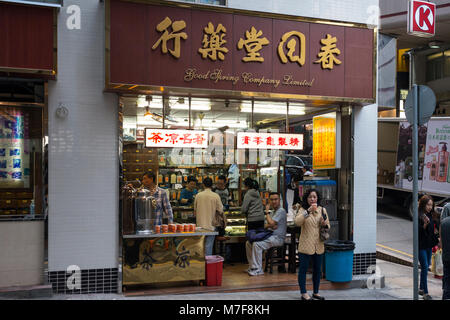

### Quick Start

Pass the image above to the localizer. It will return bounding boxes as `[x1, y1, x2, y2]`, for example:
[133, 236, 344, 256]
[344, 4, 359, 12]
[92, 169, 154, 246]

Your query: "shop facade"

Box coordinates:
[0, 1, 57, 287]
[41, 0, 379, 294]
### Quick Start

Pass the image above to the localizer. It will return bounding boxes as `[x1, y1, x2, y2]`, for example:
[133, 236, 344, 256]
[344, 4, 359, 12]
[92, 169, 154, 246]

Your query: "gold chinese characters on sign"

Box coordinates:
[152, 17, 188, 59]
[151, 16, 342, 70]
[314, 34, 342, 70]
[278, 31, 306, 67]
[199, 22, 229, 61]
[237, 27, 270, 62]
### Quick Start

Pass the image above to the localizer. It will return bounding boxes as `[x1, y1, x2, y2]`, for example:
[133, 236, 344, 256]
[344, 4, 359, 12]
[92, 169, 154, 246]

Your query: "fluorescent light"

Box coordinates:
[137, 96, 163, 108]
[171, 103, 211, 111]
[194, 119, 248, 129]
[240, 103, 306, 115]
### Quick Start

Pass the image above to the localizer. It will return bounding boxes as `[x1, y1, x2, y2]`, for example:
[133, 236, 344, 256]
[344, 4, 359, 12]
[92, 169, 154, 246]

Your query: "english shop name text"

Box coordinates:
[184, 68, 314, 88]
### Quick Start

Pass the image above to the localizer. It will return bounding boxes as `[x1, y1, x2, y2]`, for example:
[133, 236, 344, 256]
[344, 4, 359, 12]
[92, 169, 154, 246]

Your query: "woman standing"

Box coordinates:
[418, 195, 439, 300]
[295, 189, 330, 300]
[241, 177, 265, 231]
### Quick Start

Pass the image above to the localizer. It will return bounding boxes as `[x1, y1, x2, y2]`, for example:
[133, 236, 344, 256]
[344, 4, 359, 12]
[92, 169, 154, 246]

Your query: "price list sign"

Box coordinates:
[313, 116, 336, 169]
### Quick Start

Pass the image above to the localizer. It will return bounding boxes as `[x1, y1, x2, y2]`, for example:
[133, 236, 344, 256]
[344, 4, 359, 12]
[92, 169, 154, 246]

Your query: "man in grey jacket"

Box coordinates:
[241, 178, 265, 231]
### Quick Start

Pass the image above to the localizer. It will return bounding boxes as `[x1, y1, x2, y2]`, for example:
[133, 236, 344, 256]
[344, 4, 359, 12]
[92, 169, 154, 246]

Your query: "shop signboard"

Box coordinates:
[312, 113, 341, 170]
[0, 2, 56, 77]
[421, 119, 450, 194]
[236, 132, 303, 150]
[407, 0, 436, 38]
[107, 0, 375, 101]
[145, 129, 208, 148]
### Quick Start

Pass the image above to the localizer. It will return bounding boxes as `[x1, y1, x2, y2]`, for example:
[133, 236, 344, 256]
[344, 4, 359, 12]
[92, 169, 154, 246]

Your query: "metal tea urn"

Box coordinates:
[134, 188, 157, 234]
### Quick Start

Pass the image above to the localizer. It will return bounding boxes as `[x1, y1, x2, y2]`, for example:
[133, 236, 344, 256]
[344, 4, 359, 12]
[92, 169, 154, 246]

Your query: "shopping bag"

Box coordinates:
[431, 252, 436, 275]
[435, 249, 444, 277]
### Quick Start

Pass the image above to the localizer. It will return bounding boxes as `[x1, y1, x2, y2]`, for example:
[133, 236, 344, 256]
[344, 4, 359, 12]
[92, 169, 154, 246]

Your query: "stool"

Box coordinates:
[214, 236, 230, 261]
[264, 245, 287, 274]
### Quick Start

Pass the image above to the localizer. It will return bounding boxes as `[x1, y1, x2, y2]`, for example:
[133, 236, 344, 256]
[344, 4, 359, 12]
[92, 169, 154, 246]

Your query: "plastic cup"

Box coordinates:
[176, 224, 183, 233]
[155, 225, 161, 234]
[169, 224, 176, 233]
[162, 224, 168, 233]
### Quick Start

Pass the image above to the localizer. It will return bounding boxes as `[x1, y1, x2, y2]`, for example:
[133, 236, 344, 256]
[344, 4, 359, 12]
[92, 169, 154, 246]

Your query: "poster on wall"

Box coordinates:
[0, 109, 31, 189]
[394, 121, 427, 190]
[422, 119, 450, 194]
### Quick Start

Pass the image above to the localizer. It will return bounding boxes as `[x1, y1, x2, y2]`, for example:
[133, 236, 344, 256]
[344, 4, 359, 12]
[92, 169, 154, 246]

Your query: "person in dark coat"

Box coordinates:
[418, 195, 439, 300]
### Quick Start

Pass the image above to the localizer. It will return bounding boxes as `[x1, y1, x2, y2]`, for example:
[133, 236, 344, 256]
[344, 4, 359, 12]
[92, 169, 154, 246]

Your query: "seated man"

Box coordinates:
[245, 192, 287, 276]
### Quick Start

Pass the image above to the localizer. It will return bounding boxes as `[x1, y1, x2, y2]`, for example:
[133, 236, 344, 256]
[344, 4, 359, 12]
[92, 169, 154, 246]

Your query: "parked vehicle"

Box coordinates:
[377, 117, 450, 220]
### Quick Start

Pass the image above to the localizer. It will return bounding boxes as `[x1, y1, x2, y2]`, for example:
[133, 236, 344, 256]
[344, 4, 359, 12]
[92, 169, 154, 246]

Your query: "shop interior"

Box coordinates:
[119, 94, 353, 292]
[0, 80, 47, 220]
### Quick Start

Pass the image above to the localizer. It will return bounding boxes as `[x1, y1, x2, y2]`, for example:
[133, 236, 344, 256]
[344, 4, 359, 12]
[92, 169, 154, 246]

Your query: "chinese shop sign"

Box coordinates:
[109, 0, 375, 100]
[313, 114, 340, 169]
[237, 132, 304, 150]
[145, 129, 208, 149]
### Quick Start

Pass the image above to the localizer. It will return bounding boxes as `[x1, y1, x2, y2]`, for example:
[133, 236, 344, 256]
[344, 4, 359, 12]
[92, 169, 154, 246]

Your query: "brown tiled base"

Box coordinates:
[123, 263, 351, 297]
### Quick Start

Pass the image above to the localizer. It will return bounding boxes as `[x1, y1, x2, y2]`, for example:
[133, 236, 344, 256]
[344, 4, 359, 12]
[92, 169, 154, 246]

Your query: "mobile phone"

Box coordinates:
[322, 212, 327, 220]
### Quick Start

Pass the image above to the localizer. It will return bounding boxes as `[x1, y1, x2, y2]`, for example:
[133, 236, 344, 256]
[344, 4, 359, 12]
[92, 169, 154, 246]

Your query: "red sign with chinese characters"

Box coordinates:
[407, 0, 436, 37]
[108, 0, 375, 100]
[237, 132, 303, 150]
[145, 129, 208, 148]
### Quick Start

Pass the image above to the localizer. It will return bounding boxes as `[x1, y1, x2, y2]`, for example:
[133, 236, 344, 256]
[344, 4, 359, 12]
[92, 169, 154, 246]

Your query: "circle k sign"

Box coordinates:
[407, 0, 436, 37]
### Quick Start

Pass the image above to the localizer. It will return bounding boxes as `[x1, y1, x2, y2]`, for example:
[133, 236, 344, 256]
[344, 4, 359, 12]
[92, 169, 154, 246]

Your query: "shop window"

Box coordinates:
[7, 0, 62, 6]
[426, 52, 444, 82]
[445, 50, 450, 78]
[170, 0, 227, 5]
[0, 106, 44, 217]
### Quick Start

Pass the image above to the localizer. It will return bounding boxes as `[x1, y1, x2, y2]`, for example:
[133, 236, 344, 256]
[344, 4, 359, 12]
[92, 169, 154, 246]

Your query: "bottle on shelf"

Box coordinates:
[177, 171, 183, 184]
[170, 172, 177, 184]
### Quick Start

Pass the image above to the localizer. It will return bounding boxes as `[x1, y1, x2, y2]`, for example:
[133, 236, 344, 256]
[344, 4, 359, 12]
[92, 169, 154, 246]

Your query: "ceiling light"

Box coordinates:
[240, 103, 306, 115]
[143, 107, 152, 120]
[428, 41, 442, 49]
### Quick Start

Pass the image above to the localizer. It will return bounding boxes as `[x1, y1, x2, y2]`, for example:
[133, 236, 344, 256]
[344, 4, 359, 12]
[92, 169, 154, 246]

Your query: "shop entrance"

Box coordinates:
[118, 94, 352, 292]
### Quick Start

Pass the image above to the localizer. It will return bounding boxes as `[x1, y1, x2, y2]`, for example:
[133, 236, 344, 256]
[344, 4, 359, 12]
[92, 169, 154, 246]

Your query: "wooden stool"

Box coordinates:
[214, 236, 230, 261]
[264, 245, 287, 274]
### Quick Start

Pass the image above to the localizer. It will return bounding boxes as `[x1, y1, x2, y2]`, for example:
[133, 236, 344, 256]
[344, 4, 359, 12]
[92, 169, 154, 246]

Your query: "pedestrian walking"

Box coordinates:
[241, 177, 265, 231]
[418, 195, 439, 300]
[295, 189, 330, 300]
[440, 216, 450, 300]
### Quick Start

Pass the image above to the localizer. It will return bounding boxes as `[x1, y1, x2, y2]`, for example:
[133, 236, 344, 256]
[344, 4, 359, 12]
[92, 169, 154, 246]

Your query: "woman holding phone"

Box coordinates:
[295, 189, 330, 300]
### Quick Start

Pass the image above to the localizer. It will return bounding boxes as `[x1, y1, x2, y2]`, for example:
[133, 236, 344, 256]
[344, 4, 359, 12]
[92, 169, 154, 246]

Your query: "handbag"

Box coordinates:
[319, 207, 330, 241]
[212, 209, 227, 228]
[246, 228, 273, 243]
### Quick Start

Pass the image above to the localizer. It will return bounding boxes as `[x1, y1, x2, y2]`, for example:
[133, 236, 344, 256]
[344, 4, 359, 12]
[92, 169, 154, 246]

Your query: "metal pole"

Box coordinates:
[408, 49, 419, 301]
[412, 84, 419, 301]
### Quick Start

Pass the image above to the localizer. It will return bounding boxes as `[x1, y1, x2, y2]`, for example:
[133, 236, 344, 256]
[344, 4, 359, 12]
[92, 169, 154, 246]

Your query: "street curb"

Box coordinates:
[376, 249, 413, 267]
[0, 285, 53, 299]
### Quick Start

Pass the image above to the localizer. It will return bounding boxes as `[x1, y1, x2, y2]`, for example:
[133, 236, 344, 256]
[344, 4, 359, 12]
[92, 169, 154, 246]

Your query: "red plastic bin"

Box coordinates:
[205, 255, 224, 286]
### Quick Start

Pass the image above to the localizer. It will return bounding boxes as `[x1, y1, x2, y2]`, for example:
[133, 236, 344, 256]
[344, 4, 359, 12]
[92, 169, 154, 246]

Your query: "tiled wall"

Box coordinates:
[353, 252, 377, 275]
[353, 104, 378, 254]
[48, 268, 118, 294]
[228, 0, 379, 25]
[47, 0, 119, 275]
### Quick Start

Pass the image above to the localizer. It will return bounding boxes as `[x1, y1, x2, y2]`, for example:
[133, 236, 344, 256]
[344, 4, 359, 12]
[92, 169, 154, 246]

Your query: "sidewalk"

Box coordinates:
[8, 259, 444, 300]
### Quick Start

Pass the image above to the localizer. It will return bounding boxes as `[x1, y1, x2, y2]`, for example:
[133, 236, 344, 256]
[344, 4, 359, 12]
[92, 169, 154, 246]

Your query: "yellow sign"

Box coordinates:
[313, 117, 336, 169]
